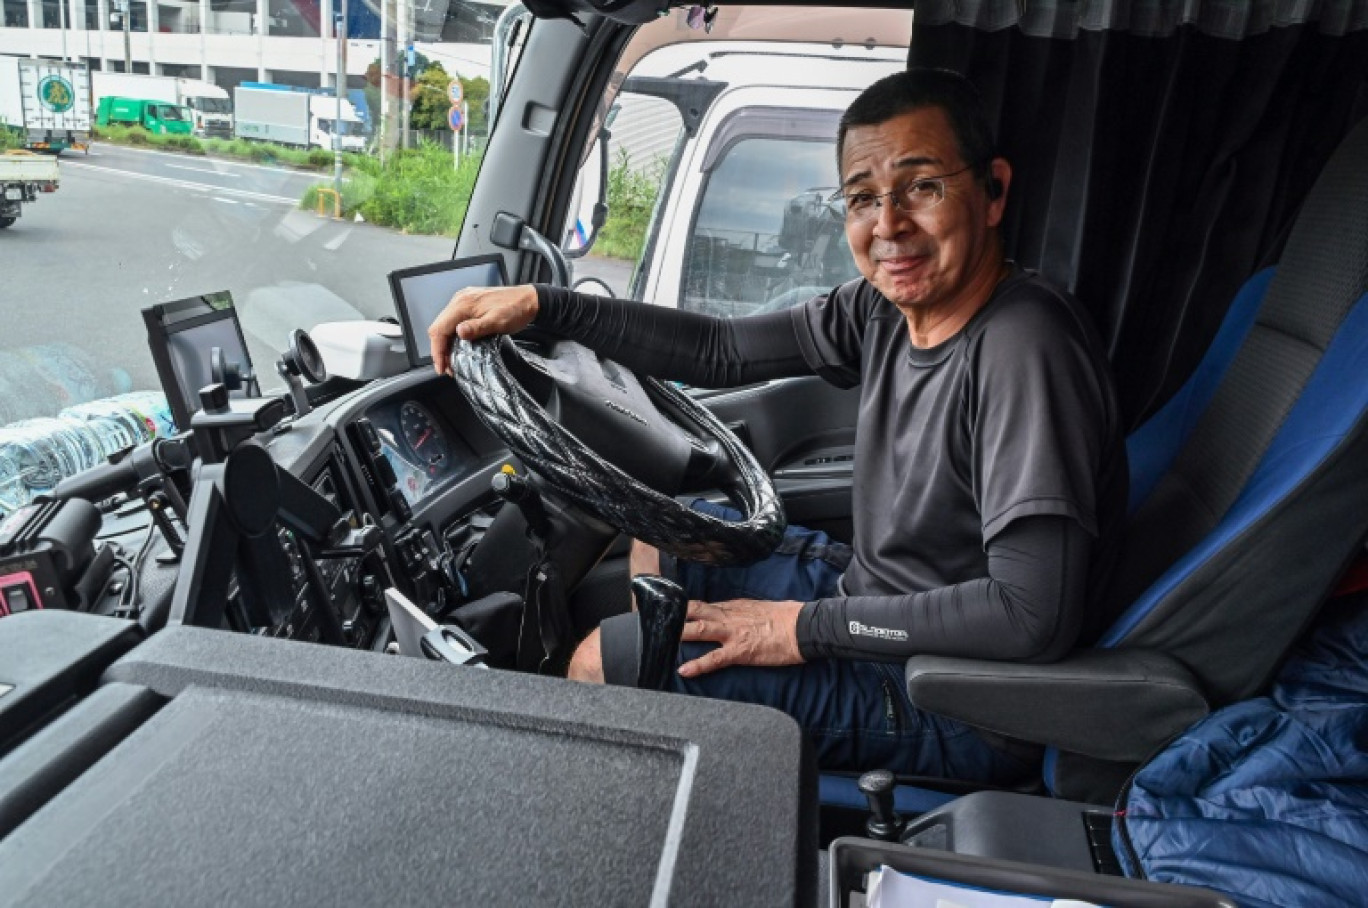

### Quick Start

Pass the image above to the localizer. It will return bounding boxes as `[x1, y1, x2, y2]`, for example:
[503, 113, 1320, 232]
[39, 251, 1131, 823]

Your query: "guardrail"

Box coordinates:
[315, 187, 341, 219]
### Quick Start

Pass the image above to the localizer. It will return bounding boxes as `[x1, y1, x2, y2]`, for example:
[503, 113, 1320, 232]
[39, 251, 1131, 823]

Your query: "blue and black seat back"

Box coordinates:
[1124, 268, 1274, 514]
[1100, 116, 1368, 707]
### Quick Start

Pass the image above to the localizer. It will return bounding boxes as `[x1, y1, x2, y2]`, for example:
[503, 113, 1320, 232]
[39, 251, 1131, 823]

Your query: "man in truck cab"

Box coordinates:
[427, 68, 1128, 784]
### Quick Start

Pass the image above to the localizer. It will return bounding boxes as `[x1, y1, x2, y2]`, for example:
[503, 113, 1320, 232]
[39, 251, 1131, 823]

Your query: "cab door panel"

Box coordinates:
[698, 376, 858, 540]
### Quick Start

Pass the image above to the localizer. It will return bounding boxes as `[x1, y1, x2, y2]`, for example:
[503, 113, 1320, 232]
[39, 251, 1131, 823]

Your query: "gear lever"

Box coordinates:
[858, 769, 906, 842]
[630, 575, 689, 690]
[598, 576, 688, 690]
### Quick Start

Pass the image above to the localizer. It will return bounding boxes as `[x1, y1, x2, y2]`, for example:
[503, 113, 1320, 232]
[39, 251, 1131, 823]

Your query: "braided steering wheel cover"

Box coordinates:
[451, 337, 785, 566]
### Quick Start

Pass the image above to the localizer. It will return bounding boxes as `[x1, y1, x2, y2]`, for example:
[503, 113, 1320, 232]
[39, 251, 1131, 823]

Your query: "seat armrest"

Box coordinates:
[904, 649, 1209, 763]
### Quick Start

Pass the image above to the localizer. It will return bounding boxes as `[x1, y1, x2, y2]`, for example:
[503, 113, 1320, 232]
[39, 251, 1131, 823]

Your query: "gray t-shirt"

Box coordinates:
[533, 270, 1128, 657]
[790, 268, 1127, 644]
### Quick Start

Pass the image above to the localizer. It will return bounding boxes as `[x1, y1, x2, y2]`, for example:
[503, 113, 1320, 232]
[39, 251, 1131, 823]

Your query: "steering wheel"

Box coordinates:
[450, 336, 785, 566]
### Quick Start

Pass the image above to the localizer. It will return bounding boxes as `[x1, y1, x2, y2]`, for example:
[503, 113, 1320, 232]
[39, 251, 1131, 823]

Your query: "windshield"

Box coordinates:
[317, 118, 363, 136]
[0, 3, 908, 516]
[0, 3, 502, 514]
[189, 97, 232, 114]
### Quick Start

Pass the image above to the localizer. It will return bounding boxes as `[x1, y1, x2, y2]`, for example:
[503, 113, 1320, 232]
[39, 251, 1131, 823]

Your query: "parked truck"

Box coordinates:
[233, 85, 366, 151]
[0, 150, 58, 228]
[0, 57, 91, 153]
[95, 97, 194, 136]
[90, 72, 233, 139]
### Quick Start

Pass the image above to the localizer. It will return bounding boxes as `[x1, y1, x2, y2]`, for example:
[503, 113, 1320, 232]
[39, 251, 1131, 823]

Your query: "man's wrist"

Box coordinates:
[795, 600, 824, 661]
[522, 284, 540, 317]
[530, 284, 552, 324]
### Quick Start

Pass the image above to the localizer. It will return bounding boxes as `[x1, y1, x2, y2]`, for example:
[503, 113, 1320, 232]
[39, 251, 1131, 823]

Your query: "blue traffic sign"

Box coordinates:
[448, 107, 464, 132]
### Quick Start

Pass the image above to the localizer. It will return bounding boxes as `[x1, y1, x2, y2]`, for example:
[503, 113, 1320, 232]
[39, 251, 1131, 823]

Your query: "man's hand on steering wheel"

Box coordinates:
[428, 284, 540, 376]
[439, 283, 787, 566]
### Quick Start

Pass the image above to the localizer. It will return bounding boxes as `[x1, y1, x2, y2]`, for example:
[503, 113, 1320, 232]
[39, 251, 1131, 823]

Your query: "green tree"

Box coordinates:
[0, 118, 22, 150]
[363, 54, 438, 131]
[409, 62, 453, 131]
[405, 66, 488, 137]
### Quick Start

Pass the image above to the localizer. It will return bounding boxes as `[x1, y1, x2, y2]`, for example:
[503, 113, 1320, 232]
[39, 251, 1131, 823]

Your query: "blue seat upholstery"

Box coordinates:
[1124, 268, 1274, 514]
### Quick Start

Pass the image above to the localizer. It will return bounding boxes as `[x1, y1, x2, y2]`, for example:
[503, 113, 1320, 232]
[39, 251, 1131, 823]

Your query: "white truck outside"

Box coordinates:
[568, 42, 905, 315]
[90, 72, 234, 139]
[0, 57, 91, 153]
[0, 150, 59, 228]
[234, 86, 366, 151]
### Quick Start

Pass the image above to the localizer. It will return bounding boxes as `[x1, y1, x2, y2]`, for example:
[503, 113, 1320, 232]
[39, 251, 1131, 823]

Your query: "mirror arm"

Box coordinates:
[564, 126, 612, 260]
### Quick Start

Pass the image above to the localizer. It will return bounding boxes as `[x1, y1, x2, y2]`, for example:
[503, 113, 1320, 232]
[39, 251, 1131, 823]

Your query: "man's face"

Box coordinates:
[839, 106, 1006, 312]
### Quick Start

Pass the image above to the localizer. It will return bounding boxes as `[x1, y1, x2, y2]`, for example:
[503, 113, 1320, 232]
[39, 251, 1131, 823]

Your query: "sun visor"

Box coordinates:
[521, 0, 673, 25]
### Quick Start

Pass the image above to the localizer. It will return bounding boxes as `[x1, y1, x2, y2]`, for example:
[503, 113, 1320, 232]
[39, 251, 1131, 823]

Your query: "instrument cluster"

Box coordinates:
[364, 397, 478, 507]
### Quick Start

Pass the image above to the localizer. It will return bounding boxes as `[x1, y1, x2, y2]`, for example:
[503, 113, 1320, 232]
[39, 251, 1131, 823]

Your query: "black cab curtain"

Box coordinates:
[911, 0, 1368, 424]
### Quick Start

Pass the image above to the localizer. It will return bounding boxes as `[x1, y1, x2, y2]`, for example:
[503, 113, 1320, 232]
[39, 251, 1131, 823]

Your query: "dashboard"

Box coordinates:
[87, 367, 517, 653]
[268, 466, 366, 645]
[105, 342, 854, 663]
[220, 368, 516, 652]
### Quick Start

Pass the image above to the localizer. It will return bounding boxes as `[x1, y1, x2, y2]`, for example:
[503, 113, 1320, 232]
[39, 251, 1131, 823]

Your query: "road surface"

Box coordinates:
[1, 143, 634, 422]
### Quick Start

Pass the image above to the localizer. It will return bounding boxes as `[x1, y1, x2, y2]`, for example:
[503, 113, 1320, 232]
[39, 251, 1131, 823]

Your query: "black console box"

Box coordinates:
[828, 836, 1236, 907]
[0, 613, 818, 907]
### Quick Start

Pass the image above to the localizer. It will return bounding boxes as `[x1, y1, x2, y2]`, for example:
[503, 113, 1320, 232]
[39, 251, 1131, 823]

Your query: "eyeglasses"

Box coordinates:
[829, 164, 976, 222]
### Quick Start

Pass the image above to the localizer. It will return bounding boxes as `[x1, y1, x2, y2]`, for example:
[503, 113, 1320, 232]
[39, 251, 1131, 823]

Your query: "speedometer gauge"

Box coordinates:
[399, 402, 451, 475]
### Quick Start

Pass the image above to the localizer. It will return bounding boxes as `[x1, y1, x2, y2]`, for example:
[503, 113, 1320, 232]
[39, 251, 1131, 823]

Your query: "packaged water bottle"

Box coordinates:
[59, 391, 175, 456]
[0, 392, 175, 517]
[115, 391, 178, 439]
[59, 399, 150, 458]
[0, 417, 102, 516]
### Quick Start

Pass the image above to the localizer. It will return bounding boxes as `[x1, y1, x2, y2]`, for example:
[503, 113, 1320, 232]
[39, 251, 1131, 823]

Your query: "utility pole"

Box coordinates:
[120, 0, 131, 72]
[399, 0, 412, 150]
[379, 0, 390, 161]
[333, 0, 346, 199]
[200, 0, 210, 82]
[58, 0, 68, 63]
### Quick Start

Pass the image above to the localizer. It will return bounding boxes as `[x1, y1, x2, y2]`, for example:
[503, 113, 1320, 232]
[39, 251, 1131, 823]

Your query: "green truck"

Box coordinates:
[95, 97, 193, 136]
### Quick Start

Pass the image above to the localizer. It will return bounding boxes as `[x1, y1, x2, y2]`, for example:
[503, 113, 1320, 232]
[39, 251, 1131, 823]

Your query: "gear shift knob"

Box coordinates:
[630, 575, 688, 691]
[858, 769, 905, 842]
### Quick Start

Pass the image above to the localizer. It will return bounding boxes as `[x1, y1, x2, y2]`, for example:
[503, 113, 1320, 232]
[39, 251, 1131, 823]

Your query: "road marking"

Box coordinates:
[213, 198, 240, 205]
[87, 142, 323, 177]
[166, 163, 241, 178]
[60, 159, 301, 206]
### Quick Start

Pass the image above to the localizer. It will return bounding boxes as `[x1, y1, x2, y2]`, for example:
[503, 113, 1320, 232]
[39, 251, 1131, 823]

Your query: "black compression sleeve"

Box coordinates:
[796, 516, 1092, 663]
[532, 284, 812, 387]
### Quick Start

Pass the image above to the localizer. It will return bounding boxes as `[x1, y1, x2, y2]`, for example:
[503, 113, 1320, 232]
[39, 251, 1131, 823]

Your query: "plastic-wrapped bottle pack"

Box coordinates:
[0, 392, 174, 517]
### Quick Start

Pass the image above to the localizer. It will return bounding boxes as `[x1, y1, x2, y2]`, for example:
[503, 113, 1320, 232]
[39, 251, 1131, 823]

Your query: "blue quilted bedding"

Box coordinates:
[1114, 591, 1368, 907]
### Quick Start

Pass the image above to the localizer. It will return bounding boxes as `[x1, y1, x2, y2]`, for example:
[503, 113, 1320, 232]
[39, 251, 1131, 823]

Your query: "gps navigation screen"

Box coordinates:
[143, 291, 255, 430]
[389, 256, 507, 367]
